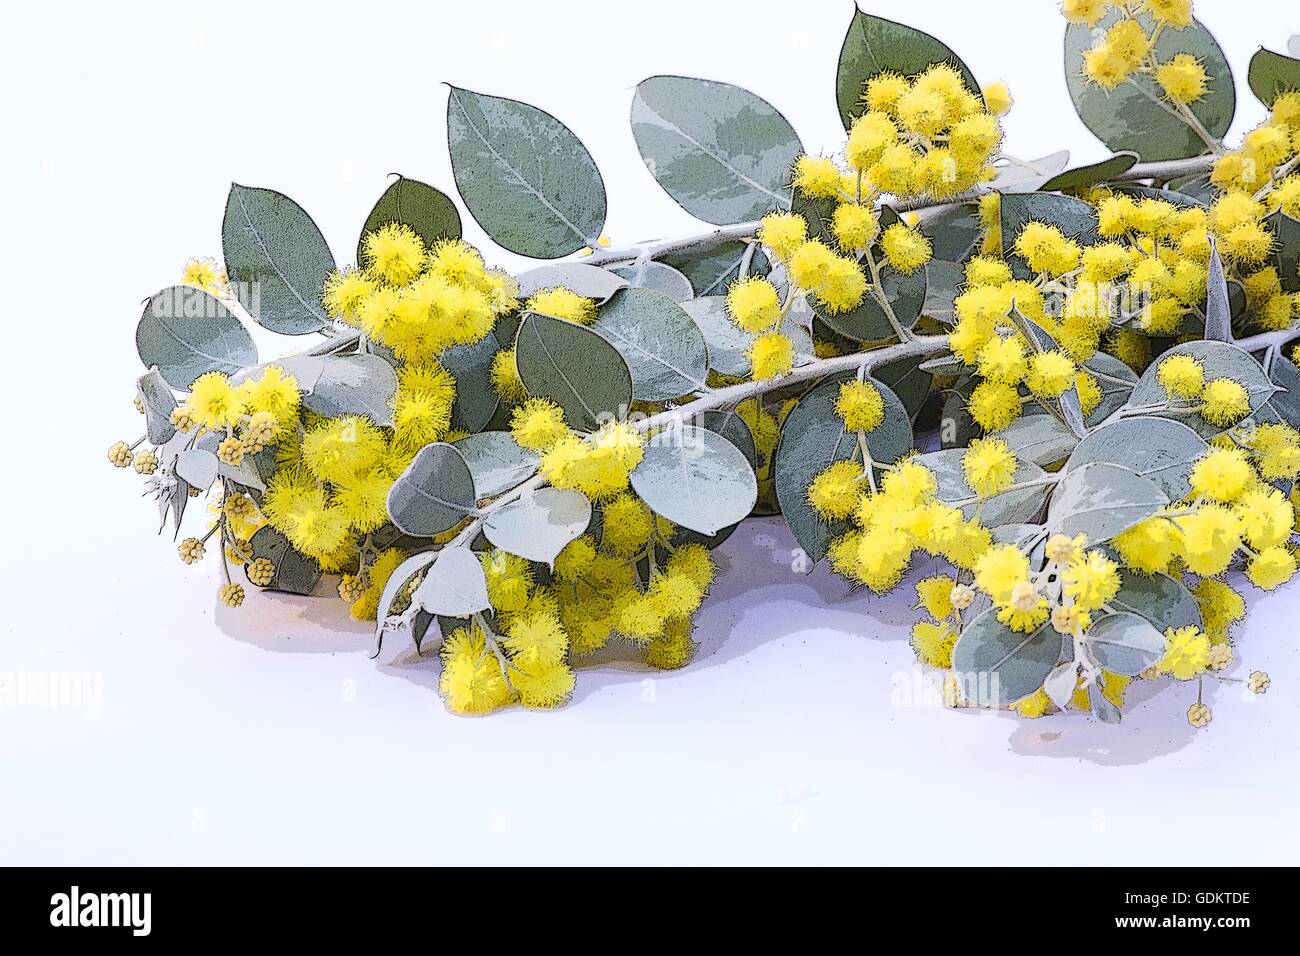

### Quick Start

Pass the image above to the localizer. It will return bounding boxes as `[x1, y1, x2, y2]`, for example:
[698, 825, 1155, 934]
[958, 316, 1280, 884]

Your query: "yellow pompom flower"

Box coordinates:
[188, 371, 243, 429]
[807, 460, 864, 520]
[976, 334, 1028, 385]
[426, 238, 486, 285]
[1250, 423, 1300, 480]
[962, 437, 1017, 498]
[490, 348, 528, 406]
[862, 71, 910, 114]
[1189, 447, 1252, 502]
[915, 576, 956, 620]
[1159, 626, 1211, 680]
[792, 154, 844, 199]
[1148, 0, 1193, 27]
[240, 365, 301, 426]
[262, 470, 352, 559]
[1061, 0, 1107, 26]
[1178, 504, 1242, 576]
[846, 112, 898, 170]
[867, 143, 919, 194]
[747, 331, 795, 379]
[1192, 578, 1246, 642]
[1026, 350, 1076, 398]
[880, 223, 932, 273]
[974, 544, 1030, 607]
[362, 222, 426, 285]
[1113, 516, 1181, 575]
[1236, 487, 1293, 549]
[302, 416, 386, 484]
[509, 660, 576, 708]
[896, 85, 949, 137]
[502, 610, 569, 667]
[439, 624, 513, 714]
[1156, 54, 1208, 104]
[756, 212, 807, 262]
[333, 470, 393, 533]
[981, 81, 1013, 116]
[526, 287, 597, 325]
[965, 256, 1012, 287]
[815, 256, 869, 313]
[834, 379, 885, 432]
[787, 239, 836, 291]
[1062, 550, 1120, 613]
[1199, 378, 1250, 427]
[726, 276, 782, 333]
[1082, 44, 1132, 91]
[1156, 354, 1205, 399]
[831, 202, 880, 252]
[601, 493, 654, 557]
[1247, 546, 1297, 590]
[322, 268, 378, 320]
[1014, 222, 1081, 276]
[510, 398, 568, 452]
[910, 620, 957, 668]
[968, 380, 1023, 431]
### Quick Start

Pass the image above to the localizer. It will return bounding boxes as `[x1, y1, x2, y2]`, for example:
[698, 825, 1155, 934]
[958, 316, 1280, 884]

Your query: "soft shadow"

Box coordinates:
[215, 575, 373, 654]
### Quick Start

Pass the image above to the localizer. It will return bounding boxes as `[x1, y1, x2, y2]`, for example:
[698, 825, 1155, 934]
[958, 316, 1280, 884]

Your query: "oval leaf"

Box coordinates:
[1084, 611, 1166, 676]
[175, 448, 218, 490]
[662, 242, 770, 297]
[358, 176, 461, 267]
[375, 550, 439, 638]
[446, 86, 606, 259]
[301, 353, 398, 426]
[1041, 151, 1140, 192]
[1064, 11, 1234, 161]
[1109, 570, 1203, 633]
[222, 184, 333, 334]
[1248, 46, 1300, 107]
[136, 368, 177, 446]
[516, 263, 628, 303]
[916, 447, 1049, 526]
[413, 546, 490, 618]
[483, 487, 592, 565]
[245, 525, 322, 596]
[591, 288, 709, 401]
[453, 431, 539, 497]
[386, 443, 477, 537]
[631, 75, 801, 224]
[951, 610, 1061, 707]
[136, 286, 257, 389]
[836, 8, 978, 130]
[1047, 462, 1168, 543]
[514, 313, 633, 432]
[610, 260, 694, 303]
[1067, 417, 1207, 500]
[631, 424, 757, 536]
[442, 335, 501, 433]
[681, 295, 811, 377]
[1127, 339, 1275, 435]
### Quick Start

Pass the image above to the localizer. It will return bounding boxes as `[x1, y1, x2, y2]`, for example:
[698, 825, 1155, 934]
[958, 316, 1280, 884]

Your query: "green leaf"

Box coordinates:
[412, 546, 490, 618]
[681, 296, 811, 378]
[136, 286, 257, 389]
[1063, 11, 1234, 161]
[136, 368, 177, 446]
[1082, 352, 1139, 426]
[1109, 570, 1203, 633]
[246, 525, 322, 596]
[1041, 151, 1140, 192]
[1205, 239, 1231, 342]
[301, 354, 398, 426]
[591, 288, 709, 401]
[442, 335, 501, 433]
[453, 431, 539, 497]
[773, 372, 911, 563]
[446, 86, 606, 258]
[386, 443, 477, 537]
[1127, 340, 1275, 436]
[1267, 210, 1300, 293]
[836, 7, 978, 130]
[951, 611, 1061, 707]
[630, 424, 758, 536]
[875, 354, 934, 422]
[997, 415, 1079, 467]
[222, 183, 334, 335]
[918, 202, 982, 264]
[818, 260, 925, 342]
[375, 550, 438, 639]
[1084, 611, 1166, 676]
[516, 263, 628, 303]
[1047, 463, 1169, 543]
[661, 242, 770, 297]
[514, 313, 633, 432]
[1067, 416, 1207, 500]
[358, 176, 460, 269]
[1248, 46, 1300, 107]
[175, 448, 218, 490]
[483, 488, 592, 565]
[998, 192, 1099, 277]
[1090, 684, 1123, 723]
[1268, 353, 1300, 428]
[915, 448, 1049, 527]
[630, 75, 801, 224]
[610, 261, 694, 303]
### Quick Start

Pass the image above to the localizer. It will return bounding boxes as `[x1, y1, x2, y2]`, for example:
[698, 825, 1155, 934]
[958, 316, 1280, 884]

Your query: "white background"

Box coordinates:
[2, 0, 1298, 865]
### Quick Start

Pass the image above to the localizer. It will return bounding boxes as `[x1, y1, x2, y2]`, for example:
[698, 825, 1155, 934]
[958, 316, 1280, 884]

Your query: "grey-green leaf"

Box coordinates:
[999, 192, 1099, 277]
[1204, 239, 1231, 342]
[222, 184, 333, 334]
[516, 263, 628, 303]
[136, 286, 257, 389]
[376, 550, 439, 638]
[1064, 11, 1234, 161]
[246, 525, 322, 596]
[1041, 151, 1140, 192]
[1109, 570, 1203, 633]
[1085, 611, 1166, 676]
[952, 611, 1061, 707]
[1127, 340, 1275, 435]
[1067, 417, 1207, 500]
[443, 334, 501, 433]
[136, 368, 177, 446]
[630, 424, 757, 536]
[301, 354, 398, 426]
[1248, 46, 1300, 107]
[358, 176, 461, 267]
[483, 488, 591, 565]
[447, 86, 606, 258]
[631, 75, 801, 224]
[386, 443, 477, 537]
[836, 8, 978, 130]
[453, 431, 539, 498]
[916, 447, 1049, 526]
[175, 448, 218, 490]
[610, 261, 694, 303]
[514, 313, 633, 432]
[413, 546, 490, 618]
[591, 288, 709, 401]
[1047, 463, 1168, 542]
[661, 242, 770, 297]
[998, 414, 1079, 467]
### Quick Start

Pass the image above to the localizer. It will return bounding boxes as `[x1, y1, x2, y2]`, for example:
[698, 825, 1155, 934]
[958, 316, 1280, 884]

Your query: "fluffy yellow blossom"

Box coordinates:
[981, 81, 1013, 116]
[362, 222, 425, 285]
[1015, 222, 1081, 276]
[834, 379, 885, 432]
[974, 544, 1030, 607]
[1199, 378, 1250, 427]
[880, 223, 932, 273]
[807, 460, 863, 520]
[962, 437, 1017, 498]
[510, 398, 568, 452]
[1159, 626, 1211, 680]
[831, 202, 880, 252]
[976, 335, 1028, 385]
[1156, 354, 1205, 399]
[747, 331, 795, 379]
[726, 276, 782, 333]
[969, 380, 1022, 431]
[1062, 550, 1120, 612]
[1026, 350, 1076, 398]
[188, 372, 243, 429]
[1247, 546, 1297, 590]
[792, 154, 843, 199]
[757, 212, 807, 262]
[526, 287, 597, 325]
[910, 620, 957, 667]
[1156, 54, 1208, 104]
